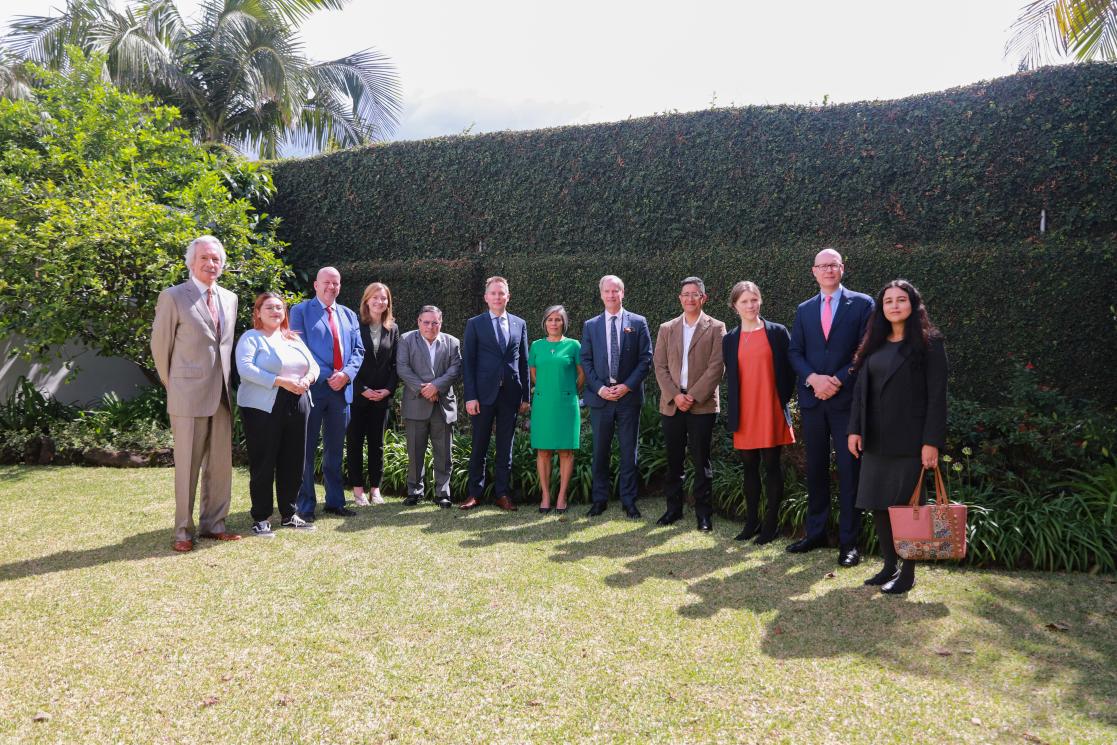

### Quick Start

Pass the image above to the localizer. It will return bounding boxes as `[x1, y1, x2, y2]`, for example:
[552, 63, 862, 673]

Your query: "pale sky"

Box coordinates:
[3, 0, 1047, 143]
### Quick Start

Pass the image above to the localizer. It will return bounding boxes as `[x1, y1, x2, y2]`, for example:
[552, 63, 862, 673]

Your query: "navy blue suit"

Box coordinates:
[289, 299, 365, 515]
[788, 286, 874, 548]
[581, 309, 653, 507]
[463, 311, 530, 499]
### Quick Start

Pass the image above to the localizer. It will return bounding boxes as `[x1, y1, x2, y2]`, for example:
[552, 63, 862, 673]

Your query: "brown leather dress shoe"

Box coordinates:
[494, 495, 518, 511]
[199, 532, 242, 541]
[459, 497, 480, 510]
[173, 540, 194, 552]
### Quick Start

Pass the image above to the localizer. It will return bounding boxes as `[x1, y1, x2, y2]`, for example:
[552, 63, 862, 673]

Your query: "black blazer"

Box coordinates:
[848, 337, 948, 456]
[723, 319, 795, 433]
[352, 322, 400, 409]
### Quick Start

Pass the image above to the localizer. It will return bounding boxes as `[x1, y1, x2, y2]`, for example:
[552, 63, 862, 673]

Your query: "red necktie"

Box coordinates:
[821, 295, 833, 340]
[326, 306, 343, 371]
[206, 288, 221, 336]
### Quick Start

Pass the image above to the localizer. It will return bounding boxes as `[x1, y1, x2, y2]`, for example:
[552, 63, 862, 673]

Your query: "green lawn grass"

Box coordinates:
[1, 465, 1114, 743]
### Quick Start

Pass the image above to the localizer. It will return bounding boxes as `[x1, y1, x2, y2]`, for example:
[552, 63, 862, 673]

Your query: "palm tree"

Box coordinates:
[1007, 0, 1117, 69]
[3, 0, 401, 158]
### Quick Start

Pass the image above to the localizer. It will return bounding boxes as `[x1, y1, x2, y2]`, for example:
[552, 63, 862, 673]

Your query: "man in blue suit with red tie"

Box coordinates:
[788, 248, 874, 566]
[582, 274, 653, 519]
[461, 276, 531, 511]
[289, 267, 365, 520]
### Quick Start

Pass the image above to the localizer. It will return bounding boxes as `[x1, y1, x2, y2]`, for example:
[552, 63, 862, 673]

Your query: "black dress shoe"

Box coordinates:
[586, 503, 607, 517]
[436, 498, 452, 509]
[403, 496, 420, 506]
[838, 547, 861, 567]
[734, 523, 760, 542]
[656, 510, 683, 526]
[786, 534, 827, 553]
[324, 506, 356, 517]
[864, 565, 899, 586]
[624, 505, 642, 519]
[696, 515, 713, 532]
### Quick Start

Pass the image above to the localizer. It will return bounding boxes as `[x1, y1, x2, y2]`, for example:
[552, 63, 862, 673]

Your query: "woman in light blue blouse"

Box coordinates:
[236, 292, 321, 537]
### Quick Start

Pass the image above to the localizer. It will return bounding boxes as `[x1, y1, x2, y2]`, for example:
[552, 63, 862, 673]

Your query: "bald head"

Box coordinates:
[314, 266, 341, 306]
[811, 248, 844, 293]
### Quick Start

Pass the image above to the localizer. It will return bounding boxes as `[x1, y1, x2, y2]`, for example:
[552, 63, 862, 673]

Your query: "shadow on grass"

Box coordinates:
[0, 510, 257, 583]
[0, 464, 43, 483]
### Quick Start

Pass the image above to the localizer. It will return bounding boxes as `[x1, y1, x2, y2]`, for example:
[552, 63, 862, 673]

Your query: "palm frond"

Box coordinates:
[1006, 0, 1117, 68]
[307, 48, 401, 139]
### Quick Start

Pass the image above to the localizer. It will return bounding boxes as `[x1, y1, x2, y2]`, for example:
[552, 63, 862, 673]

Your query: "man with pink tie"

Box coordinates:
[787, 248, 874, 567]
[151, 236, 241, 552]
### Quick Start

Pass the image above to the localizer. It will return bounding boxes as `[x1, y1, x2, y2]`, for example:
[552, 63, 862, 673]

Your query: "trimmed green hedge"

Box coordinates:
[274, 63, 1117, 264]
[324, 240, 1117, 404]
[272, 63, 1117, 404]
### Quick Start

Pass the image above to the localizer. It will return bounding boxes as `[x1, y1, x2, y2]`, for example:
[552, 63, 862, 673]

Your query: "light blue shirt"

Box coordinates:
[236, 329, 321, 412]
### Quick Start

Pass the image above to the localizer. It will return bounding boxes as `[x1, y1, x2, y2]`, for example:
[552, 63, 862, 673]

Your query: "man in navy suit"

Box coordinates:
[461, 276, 531, 511]
[289, 267, 365, 520]
[582, 275, 653, 519]
[788, 248, 874, 566]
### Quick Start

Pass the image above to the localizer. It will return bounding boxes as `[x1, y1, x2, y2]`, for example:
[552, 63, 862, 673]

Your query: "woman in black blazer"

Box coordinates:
[723, 281, 796, 544]
[346, 282, 400, 506]
[847, 279, 947, 595]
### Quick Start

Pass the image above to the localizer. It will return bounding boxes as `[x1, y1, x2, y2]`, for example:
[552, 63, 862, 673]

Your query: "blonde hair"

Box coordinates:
[728, 281, 762, 309]
[358, 282, 394, 328]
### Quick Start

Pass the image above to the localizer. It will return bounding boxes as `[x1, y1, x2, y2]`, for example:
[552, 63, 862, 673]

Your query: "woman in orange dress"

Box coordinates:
[722, 281, 796, 544]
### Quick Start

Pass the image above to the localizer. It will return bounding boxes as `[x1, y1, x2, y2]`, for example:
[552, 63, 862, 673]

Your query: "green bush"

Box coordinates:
[0, 50, 293, 375]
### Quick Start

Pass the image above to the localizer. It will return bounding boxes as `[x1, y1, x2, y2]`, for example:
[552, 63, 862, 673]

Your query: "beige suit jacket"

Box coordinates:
[150, 280, 237, 417]
[653, 312, 727, 416]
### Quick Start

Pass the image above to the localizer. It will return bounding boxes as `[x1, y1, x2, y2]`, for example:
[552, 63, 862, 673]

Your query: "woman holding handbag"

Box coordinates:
[847, 280, 947, 594]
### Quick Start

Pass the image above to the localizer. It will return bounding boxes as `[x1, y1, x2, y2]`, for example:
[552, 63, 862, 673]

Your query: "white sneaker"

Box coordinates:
[370, 493, 386, 505]
[353, 492, 370, 507]
[250, 520, 275, 538]
[281, 515, 316, 531]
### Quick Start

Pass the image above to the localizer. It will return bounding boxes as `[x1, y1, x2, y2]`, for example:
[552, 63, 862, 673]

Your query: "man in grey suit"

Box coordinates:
[150, 235, 241, 552]
[396, 305, 463, 508]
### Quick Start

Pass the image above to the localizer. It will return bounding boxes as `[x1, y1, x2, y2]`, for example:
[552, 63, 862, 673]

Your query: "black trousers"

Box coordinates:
[241, 389, 310, 523]
[346, 399, 390, 489]
[661, 411, 716, 518]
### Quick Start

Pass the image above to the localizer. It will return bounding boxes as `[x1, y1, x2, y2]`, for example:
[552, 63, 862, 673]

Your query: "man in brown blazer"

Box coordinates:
[151, 235, 241, 552]
[653, 276, 727, 531]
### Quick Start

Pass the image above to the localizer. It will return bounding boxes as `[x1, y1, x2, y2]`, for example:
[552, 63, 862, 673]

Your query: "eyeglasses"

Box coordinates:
[679, 293, 704, 300]
[419, 320, 442, 327]
[813, 263, 842, 272]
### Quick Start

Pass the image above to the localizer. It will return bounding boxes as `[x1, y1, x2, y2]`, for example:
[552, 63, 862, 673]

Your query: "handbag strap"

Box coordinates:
[907, 465, 950, 507]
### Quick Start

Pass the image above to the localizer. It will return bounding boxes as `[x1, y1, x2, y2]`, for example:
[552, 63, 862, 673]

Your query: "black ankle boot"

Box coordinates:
[881, 560, 916, 594]
[864, 564, 899, 586]
[735, 522, 760, 541]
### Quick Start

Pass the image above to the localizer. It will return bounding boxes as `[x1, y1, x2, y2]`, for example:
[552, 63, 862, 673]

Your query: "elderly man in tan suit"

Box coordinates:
[653, 276, 727, 532]
[151, 235, 241, 552]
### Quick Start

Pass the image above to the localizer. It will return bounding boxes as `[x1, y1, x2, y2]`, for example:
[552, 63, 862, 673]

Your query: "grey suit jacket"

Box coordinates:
[396, 330, 462, 423]
[150, 280, 237, 417]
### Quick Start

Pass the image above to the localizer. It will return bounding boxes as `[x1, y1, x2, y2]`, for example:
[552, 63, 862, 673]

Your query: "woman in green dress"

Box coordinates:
[528, 305, 584, 514]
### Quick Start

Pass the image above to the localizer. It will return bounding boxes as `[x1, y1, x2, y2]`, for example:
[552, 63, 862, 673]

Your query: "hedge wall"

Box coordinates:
[331, 240, 1117, 405]
[274, 64, 1117, 263]
[272, 63, 1117, 405]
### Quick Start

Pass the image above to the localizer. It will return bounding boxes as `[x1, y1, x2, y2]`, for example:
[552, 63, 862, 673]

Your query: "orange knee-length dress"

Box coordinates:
[732, 329, 795, 450]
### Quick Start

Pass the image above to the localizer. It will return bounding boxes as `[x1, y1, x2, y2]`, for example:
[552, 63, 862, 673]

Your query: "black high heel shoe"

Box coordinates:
[539, 505, 553, 514]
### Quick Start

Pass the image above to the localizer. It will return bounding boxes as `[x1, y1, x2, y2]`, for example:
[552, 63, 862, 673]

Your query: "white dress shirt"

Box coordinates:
[679, 315, 699, 389]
